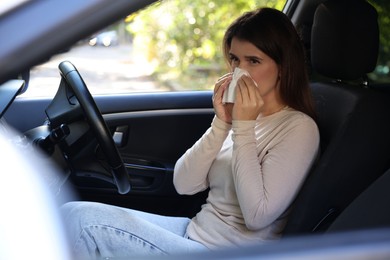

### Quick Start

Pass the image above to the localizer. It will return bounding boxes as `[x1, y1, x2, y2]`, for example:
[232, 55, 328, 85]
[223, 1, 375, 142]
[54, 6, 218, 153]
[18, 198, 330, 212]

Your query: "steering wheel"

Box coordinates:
[57, 61, 130, 194]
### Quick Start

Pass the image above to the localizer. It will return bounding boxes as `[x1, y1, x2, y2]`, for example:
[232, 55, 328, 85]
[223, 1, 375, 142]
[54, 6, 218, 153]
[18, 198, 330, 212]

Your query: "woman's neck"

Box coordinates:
[260, 104, 286, 117]
[259, 92, 286, 117]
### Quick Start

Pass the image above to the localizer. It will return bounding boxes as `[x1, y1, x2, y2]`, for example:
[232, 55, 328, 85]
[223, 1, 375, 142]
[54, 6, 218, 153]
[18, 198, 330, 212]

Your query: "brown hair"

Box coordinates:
[223, 8, 316, 119]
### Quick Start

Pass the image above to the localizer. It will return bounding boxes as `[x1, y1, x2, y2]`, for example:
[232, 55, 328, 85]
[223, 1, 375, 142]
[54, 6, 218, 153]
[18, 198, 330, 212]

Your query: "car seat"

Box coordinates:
[283, 0, 390, 235]
[326, 167, 390, 232]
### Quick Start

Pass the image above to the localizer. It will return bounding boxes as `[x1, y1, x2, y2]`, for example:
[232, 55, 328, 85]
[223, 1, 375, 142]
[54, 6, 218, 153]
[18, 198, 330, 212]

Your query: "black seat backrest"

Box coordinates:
[283, 0, 390, 235]
[326, 167, 390, 232]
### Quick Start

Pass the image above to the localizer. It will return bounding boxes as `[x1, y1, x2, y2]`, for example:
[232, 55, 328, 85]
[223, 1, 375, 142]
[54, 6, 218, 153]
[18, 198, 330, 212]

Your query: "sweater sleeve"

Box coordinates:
[173, 116, 231, 195]
[231, 116, 319, 230]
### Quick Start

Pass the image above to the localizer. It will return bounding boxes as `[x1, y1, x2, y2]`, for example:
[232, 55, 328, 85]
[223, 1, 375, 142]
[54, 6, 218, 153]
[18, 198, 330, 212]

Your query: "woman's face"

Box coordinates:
[229, 37, 280, 100]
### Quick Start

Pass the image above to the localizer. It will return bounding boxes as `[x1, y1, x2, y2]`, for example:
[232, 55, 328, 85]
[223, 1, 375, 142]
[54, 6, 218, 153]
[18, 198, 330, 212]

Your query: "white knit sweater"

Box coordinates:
[173, 107, 319, 249]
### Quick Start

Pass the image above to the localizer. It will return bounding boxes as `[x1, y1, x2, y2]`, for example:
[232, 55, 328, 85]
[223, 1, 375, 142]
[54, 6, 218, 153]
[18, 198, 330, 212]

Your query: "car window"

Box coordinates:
[24, 0, 286, 98]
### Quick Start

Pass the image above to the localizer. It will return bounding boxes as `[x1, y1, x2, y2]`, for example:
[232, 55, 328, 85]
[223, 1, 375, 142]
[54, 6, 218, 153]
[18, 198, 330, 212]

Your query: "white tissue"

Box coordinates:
[222, 68, 250, 103]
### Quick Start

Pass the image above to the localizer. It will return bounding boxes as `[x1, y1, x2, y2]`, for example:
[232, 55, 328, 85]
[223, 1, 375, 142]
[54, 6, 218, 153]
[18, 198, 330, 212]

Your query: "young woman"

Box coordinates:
[61, 7, 319, 258]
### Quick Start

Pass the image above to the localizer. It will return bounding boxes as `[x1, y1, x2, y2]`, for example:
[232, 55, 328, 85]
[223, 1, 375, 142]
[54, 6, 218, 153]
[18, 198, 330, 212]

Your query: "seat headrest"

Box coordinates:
[311, 0, 379, 80]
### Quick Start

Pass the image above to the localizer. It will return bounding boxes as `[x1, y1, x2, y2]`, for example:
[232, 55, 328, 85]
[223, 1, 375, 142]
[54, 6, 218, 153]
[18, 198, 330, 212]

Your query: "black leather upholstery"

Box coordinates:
[283, 0, 390, 235]
[327, 167, 390, 232]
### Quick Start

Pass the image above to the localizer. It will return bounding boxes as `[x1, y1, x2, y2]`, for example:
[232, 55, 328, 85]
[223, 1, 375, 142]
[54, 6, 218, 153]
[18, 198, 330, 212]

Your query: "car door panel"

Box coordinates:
[97, 92, 214, 216]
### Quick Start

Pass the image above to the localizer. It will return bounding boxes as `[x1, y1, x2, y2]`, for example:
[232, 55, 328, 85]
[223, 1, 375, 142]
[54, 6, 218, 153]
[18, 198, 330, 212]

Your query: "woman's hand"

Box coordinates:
[233, 75, 264, 120]
[213, 73, 234, 124]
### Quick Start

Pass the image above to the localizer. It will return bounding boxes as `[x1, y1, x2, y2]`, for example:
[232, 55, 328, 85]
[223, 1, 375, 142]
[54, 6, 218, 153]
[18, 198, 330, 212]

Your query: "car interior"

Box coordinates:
[1, 0, 390, 258]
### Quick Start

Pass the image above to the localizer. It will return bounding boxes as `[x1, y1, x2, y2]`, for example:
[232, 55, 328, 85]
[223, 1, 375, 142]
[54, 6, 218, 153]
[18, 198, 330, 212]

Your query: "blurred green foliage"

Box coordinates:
[126, 0, 285, 90]
[368, 0, 390, 82]
[125, 0, 390, 88]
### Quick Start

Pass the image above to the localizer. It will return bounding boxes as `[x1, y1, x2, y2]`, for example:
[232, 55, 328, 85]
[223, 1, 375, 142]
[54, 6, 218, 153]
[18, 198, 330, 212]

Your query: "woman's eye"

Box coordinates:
[250, 58, 260, 64]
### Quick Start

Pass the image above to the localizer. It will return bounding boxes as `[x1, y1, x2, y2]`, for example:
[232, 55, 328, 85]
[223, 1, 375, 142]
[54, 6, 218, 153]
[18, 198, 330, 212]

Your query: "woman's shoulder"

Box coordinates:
[284, 107, 315, 121]
[279, 107, 319, 132]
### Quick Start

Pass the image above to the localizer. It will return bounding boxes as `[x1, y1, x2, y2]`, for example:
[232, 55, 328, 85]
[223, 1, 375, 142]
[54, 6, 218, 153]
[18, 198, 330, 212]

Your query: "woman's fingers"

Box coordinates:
[236, 75, 257, 103]
[213, 73, 232, 100]
[234, 75, 264, 120]
[212, 73, 234, 124]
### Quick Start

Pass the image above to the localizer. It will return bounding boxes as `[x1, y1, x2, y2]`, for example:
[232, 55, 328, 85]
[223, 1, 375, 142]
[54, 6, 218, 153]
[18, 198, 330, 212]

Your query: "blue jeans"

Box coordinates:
[61, 201, 208, 259]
